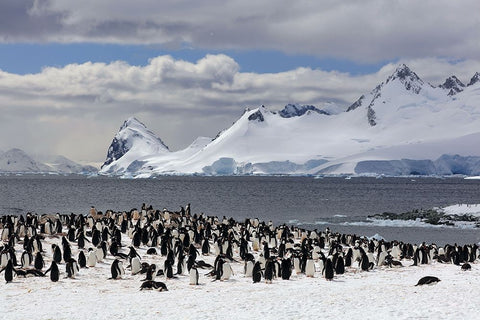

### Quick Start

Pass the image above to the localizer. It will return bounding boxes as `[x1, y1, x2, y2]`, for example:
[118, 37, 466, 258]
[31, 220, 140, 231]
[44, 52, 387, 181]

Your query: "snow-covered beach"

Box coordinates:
[2, 206, 480, 320]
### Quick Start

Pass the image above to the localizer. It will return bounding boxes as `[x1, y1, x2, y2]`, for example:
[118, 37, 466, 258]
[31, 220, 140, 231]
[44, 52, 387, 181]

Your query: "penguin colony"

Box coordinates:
[1, 203, 478, 289]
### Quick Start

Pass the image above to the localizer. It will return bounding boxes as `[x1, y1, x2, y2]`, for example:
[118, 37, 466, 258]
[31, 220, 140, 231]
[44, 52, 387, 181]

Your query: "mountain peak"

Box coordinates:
[101, 117, 169, 170]
[120, 117, 144, 131]
[279, 104, 329, 118]
[468, 72, 480, 86]
[385, 64, 424, 93]
[439, 75, 465, 95]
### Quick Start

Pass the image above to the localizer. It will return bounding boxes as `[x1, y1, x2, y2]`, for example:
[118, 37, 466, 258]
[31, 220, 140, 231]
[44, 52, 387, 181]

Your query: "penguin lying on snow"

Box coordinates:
[140, 280, 168, 291]
[415, 276, 440, 286]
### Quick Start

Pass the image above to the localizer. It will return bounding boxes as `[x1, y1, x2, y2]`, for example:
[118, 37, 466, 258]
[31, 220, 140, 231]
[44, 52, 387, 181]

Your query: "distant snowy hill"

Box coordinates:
[0, 149, 97, 174]
[99, 65, 480, 177]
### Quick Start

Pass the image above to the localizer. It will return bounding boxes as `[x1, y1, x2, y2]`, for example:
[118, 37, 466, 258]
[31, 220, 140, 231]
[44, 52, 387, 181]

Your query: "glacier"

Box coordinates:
[99, 65, 480, 178]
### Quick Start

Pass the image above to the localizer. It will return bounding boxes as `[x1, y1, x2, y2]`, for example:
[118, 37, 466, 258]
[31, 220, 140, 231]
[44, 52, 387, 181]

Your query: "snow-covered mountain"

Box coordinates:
[100, 117, 170, 174]
[99, 64, 480, 177]
[0, 149, 96, 174]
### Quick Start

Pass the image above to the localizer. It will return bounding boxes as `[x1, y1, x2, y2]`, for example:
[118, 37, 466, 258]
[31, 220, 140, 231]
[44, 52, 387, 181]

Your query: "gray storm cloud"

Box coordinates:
[1, 0, 479, 62]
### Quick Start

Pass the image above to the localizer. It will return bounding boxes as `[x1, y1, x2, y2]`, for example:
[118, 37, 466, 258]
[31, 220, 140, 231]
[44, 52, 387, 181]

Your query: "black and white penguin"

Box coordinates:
[44, 261, 60, 282]
[221, 260, 233, 281]
[1, 260, 16, 283]
[335, 255, 345, 275]
[34, 252, 44, 270]
[189, 266, 199, 285]
[65, 258, 79, 278]
[244, 260, 254, 277]
[305, 257, 315, 277]
[461, 263, 472, 271]
[252, 261, 263, 283]
[110, 259, 125, 279]
[21, 250, 33, 268]
[78, 251, 87, 268]
[164, 259, 174, 279]
[140, 280, 168, 291]
[52, 244, 62, 263]
[264, 259, 275, 283]
[87, 249, 97, 267]
[324, 257, 334, 281]
[130, 256, 142, 275]
[415, 276, 440, 286]
[280, 258, 292, 280]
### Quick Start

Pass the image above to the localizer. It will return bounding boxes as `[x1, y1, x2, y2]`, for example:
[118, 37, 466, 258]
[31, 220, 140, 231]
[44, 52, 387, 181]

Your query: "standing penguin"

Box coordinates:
[1, 260, 16, 283]
[281, 258, 292, 280]
[21, 251, 33, 268]
[44, 261, 60, 282]
[221, 261, 233, 281]
[110, 259, 125, 279]
[65, 258, 79, 278]
[34, 252, 44, 270]
[324, 257, 334, 281]
[264, 259, 275, 283]
[189, 266, 199, 285]
[87, 249, 97, 267]
[78, 251, 87, 268]
[244, 260, 254, 277]
[335, 255, 345, 275]
[164, 259, 174, 279]
[305, 258, 315, 277]
[52, 244, 62, 264]
[130, 256, 142, 275]
[252, 261, 263, 283]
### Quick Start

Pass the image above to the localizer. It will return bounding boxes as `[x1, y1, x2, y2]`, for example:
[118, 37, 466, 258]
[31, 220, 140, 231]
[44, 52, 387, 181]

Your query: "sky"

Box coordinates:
[1, 0, 480, 166]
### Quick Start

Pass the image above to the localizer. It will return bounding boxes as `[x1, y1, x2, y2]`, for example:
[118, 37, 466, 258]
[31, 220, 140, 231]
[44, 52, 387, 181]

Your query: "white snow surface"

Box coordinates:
[99, 65, 480, 177]
[2, 211, 480, 320]
[441, 204, 480, 217]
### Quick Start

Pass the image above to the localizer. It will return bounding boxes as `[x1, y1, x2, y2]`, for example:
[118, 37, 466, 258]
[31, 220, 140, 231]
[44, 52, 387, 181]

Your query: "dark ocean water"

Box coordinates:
[0, 175, 479, 245]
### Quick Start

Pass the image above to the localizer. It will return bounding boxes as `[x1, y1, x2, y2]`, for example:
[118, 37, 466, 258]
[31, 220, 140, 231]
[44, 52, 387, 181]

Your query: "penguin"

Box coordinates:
[140, 280, 168, 291]
[87, 249, 97, 267]
[146, 248, 157, 255]
[52, 244, 62, 263]
[334, 255, 345, 275]
[189, 266, 199, 285]
[78, 251, 87, 268]
[264, 259, 275, 283]
[141, 264, 157, 281]
[415, 276, 440, 286]
[461, 263, 472, 271]
[305, 258, 315, 277]
[110, 259, 125, 280]
[164, 259, 174, 279]
[324, 257, 334, 281]
[244, 260, 254, 277]
[221, 260, 233, 281]
[1, 260, 16, 283]
[21, 250, 33, 268]
[252, 261, 263, 283]
[360, 251, 370, 271]
[280, 258, 292, 280]
[65, 258, 79, 278]
[130, 256, 142, 275]
[293, 256, 301, 274]
[34, 252, 44, 270]
[44, 261, 60, 282]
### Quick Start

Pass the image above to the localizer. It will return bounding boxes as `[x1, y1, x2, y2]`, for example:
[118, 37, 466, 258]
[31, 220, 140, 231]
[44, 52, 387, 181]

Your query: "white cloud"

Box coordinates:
[0, 54, 479, 163]
[1, 0, 480, 63]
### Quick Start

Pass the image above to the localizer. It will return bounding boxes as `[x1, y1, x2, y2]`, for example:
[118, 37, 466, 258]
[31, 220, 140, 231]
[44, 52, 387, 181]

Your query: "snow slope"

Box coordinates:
[0, 149, 96, 174]
[99, 65, 480, 177]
